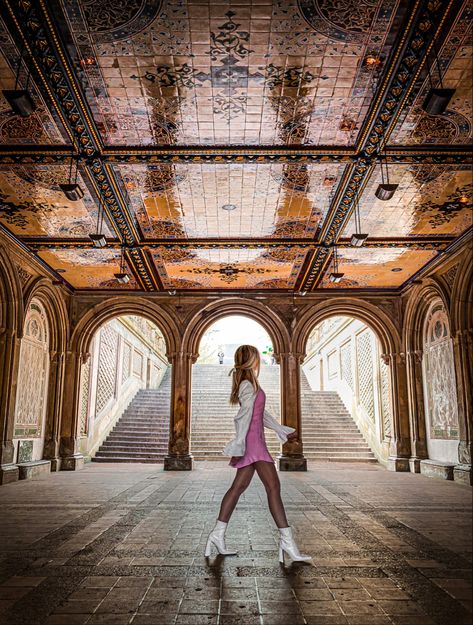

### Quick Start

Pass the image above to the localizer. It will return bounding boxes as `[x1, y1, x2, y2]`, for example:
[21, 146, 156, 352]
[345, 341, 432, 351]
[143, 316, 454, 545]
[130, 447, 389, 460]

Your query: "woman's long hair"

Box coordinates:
[229, 345, 260, 405]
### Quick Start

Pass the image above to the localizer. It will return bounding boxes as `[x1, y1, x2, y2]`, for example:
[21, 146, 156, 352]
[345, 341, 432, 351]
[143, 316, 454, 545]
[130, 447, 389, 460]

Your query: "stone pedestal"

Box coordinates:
[164, 455, 194, 471]
[420, 459, 454, 480]
[387, 456, 410, 472]
[409, 457, 422, 473]
[60, 453, 84, 471]
[18, 460, 51, 480]
[278, 455, 307, 471]
[0, 463, 19, 485]
[453, 464, 472, 485]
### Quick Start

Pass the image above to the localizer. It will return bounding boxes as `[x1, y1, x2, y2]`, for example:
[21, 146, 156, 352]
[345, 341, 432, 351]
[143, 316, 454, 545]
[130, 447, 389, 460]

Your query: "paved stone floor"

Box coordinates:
[0, 461, 471, 625]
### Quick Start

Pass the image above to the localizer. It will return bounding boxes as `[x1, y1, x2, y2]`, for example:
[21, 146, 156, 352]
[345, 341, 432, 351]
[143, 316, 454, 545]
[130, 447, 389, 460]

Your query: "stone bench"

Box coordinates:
[18, 460, 51, 481]
[420, 459, 454, 481]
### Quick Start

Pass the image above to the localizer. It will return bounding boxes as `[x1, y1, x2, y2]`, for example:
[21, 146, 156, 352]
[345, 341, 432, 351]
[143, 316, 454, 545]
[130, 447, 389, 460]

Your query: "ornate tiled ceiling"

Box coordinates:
[0, 0, 471, 292]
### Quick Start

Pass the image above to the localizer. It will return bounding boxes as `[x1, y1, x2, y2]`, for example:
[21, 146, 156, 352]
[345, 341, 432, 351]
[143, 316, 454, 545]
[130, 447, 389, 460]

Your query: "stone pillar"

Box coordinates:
[59, 350, 86, 471]
[43, 350, 65, 471]
[277, 352, 307, 471]
[0, 327, 21, 484]
[452, 329, 472, 485]
[164, 351, 195, 471]
[382, 352, 411, 471]
[405, 350, 428, 473]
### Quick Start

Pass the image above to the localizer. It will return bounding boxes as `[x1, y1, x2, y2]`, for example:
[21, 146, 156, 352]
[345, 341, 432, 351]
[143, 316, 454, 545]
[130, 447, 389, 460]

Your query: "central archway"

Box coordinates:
[190, 314, 281, 462]
[184, 299, 289, 466]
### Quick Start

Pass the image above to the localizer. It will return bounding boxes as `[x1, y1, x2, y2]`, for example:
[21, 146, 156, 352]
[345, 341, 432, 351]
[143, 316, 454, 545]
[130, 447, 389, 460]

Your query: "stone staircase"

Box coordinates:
[92, 369, 171, 463]
[191, 364, 376, 463]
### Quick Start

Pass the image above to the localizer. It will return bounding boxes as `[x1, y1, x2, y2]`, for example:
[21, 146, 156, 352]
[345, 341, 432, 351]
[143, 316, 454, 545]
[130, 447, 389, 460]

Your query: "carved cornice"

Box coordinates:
[21, 237, 455, 251]
[0, 145, 471, 164]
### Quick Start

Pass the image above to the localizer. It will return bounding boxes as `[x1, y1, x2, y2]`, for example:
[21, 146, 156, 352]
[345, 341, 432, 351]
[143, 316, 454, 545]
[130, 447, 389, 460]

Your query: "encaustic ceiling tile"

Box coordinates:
[0, 18, 70, 145]
[112, 162, 343, 239]
[391, 1, 472, 146]
[0, 164, 114, 238]
[37, 248, 139, 289]
[150, 246, 308, 290]
[52, 0, 405, 146]
[342, 164, 473, 238]
[319, 248, 438, 289]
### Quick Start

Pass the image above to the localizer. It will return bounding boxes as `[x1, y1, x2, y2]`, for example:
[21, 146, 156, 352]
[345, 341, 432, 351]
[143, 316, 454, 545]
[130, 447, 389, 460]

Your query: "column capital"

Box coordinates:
[49, 350, 65, 364]
[167, 350, 199, 364]
[406, 349, 423, 364]
[277, 351, 305, 365]
[381, 351, 406, 365]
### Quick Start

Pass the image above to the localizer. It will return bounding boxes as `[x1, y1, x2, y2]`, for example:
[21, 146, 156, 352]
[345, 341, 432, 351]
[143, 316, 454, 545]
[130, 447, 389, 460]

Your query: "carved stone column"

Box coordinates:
[405, 350, 428, 472]
[381, 352, 411, 471]
[43, 350, 65, 471]
[164, 351, 196, 471]
[277, 352, 307, 471]
[59, 350, 86, 471]
[452, 329, 472, 484]
[0, 327, 21, 484]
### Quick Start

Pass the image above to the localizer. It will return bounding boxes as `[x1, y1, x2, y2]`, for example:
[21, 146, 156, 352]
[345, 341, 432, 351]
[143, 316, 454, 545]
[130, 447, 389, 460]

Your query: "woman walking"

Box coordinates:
[204, 344, 312, 565]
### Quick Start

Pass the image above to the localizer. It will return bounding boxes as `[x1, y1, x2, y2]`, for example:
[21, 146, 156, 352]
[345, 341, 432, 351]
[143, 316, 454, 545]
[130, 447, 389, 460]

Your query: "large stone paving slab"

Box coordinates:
[0, 462, 471, 625]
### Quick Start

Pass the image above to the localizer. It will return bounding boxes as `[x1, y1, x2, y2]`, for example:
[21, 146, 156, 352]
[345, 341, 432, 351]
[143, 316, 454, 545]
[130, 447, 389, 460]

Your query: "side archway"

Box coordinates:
[293, 298, 409, 471]
[61, 297, 180, 470]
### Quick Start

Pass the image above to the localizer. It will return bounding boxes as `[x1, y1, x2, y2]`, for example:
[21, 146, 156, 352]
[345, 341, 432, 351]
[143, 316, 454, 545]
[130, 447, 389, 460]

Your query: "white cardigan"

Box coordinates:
[222, 379, 296, 457]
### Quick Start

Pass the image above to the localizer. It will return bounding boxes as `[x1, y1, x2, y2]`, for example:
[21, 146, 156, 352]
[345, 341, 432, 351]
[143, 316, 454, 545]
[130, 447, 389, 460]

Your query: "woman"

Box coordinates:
[204, 345, 312, 565]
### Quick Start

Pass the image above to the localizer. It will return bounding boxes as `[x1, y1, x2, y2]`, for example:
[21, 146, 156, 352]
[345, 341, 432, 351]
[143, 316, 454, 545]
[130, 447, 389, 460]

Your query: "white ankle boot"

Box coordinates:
[278, 526, 312, 564]
[204, 520, 238, 557]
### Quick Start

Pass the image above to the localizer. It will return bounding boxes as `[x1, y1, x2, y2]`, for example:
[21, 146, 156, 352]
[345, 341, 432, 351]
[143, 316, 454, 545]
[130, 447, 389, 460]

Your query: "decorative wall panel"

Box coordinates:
[380, 356, 392, 439]
[122, 341, 132, 383]
[340, 340, 353, 391]
[95, 324, 118, 414]
[79, 357, 91, 436]
[356, 329, 375, 421]
[423, 302, 459, 439]
[14, 300, 49, 438]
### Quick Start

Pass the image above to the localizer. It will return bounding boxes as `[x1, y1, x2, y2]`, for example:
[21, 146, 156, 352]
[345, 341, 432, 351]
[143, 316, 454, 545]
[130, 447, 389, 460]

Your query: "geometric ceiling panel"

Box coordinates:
[319, 248, 438, 289]
[37, 248, 139, 289]
[391, 3, 472, 146]
[0, 165, 114, 238]
[342, 165, 472, 238]
[150, 245, 308, 290]
[0, 17, 69, 145]
[54, 0, 405, 146]
[113, 162, 344, 239]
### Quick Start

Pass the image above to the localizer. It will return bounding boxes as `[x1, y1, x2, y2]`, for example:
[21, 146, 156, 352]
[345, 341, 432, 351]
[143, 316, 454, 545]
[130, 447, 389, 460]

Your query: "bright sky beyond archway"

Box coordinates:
[198, 315, 273, 365]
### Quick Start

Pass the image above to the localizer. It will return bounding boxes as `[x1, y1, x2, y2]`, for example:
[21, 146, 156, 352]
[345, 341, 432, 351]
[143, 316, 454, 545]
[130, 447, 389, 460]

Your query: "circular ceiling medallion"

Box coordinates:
[298, 0, 378, 43]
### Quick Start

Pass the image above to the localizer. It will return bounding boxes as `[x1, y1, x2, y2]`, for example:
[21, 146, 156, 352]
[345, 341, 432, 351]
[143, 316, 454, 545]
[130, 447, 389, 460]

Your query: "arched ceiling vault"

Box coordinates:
[0, 0, 471, 294]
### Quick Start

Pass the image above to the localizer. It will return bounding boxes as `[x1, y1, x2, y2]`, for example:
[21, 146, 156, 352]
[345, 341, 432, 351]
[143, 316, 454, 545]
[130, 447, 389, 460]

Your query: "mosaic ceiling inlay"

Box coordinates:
[52, 0, 405, 146]
[113, 162, 343, 239]
[0, 0, 470, 292]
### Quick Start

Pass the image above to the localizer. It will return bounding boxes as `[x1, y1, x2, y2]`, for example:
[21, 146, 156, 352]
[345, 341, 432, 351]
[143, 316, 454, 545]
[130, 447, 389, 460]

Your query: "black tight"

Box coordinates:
[217, 461, 289, 528]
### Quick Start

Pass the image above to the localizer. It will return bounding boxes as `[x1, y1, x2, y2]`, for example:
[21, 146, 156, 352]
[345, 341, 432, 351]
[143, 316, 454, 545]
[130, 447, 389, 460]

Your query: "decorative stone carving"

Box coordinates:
[442, 263, 459, 290]
[15, 265, 32, 287]
[14, 299, 49, 439]
[423, 301, 459, 440]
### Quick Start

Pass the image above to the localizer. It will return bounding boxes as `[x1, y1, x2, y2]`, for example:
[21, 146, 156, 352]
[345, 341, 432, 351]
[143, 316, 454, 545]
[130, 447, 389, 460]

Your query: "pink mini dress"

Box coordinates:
[229, 388, 274, 468]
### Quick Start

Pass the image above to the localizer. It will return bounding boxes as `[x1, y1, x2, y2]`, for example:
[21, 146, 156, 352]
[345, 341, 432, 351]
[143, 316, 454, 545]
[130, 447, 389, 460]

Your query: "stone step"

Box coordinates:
[94, 450, 165, 458]
[92, 457, 164, 463]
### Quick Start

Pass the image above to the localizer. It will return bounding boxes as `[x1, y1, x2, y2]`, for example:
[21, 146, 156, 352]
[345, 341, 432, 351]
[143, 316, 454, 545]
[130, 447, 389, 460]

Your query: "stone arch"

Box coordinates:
[451, 252, 473, 334]
[70, 297, 180, 359]
[23, 278, 69, 352]
[403, 279, 450, 354]
[183, 298, 290, 359]
[294, 298, 401, 358]
[0, 245, 24, 336]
